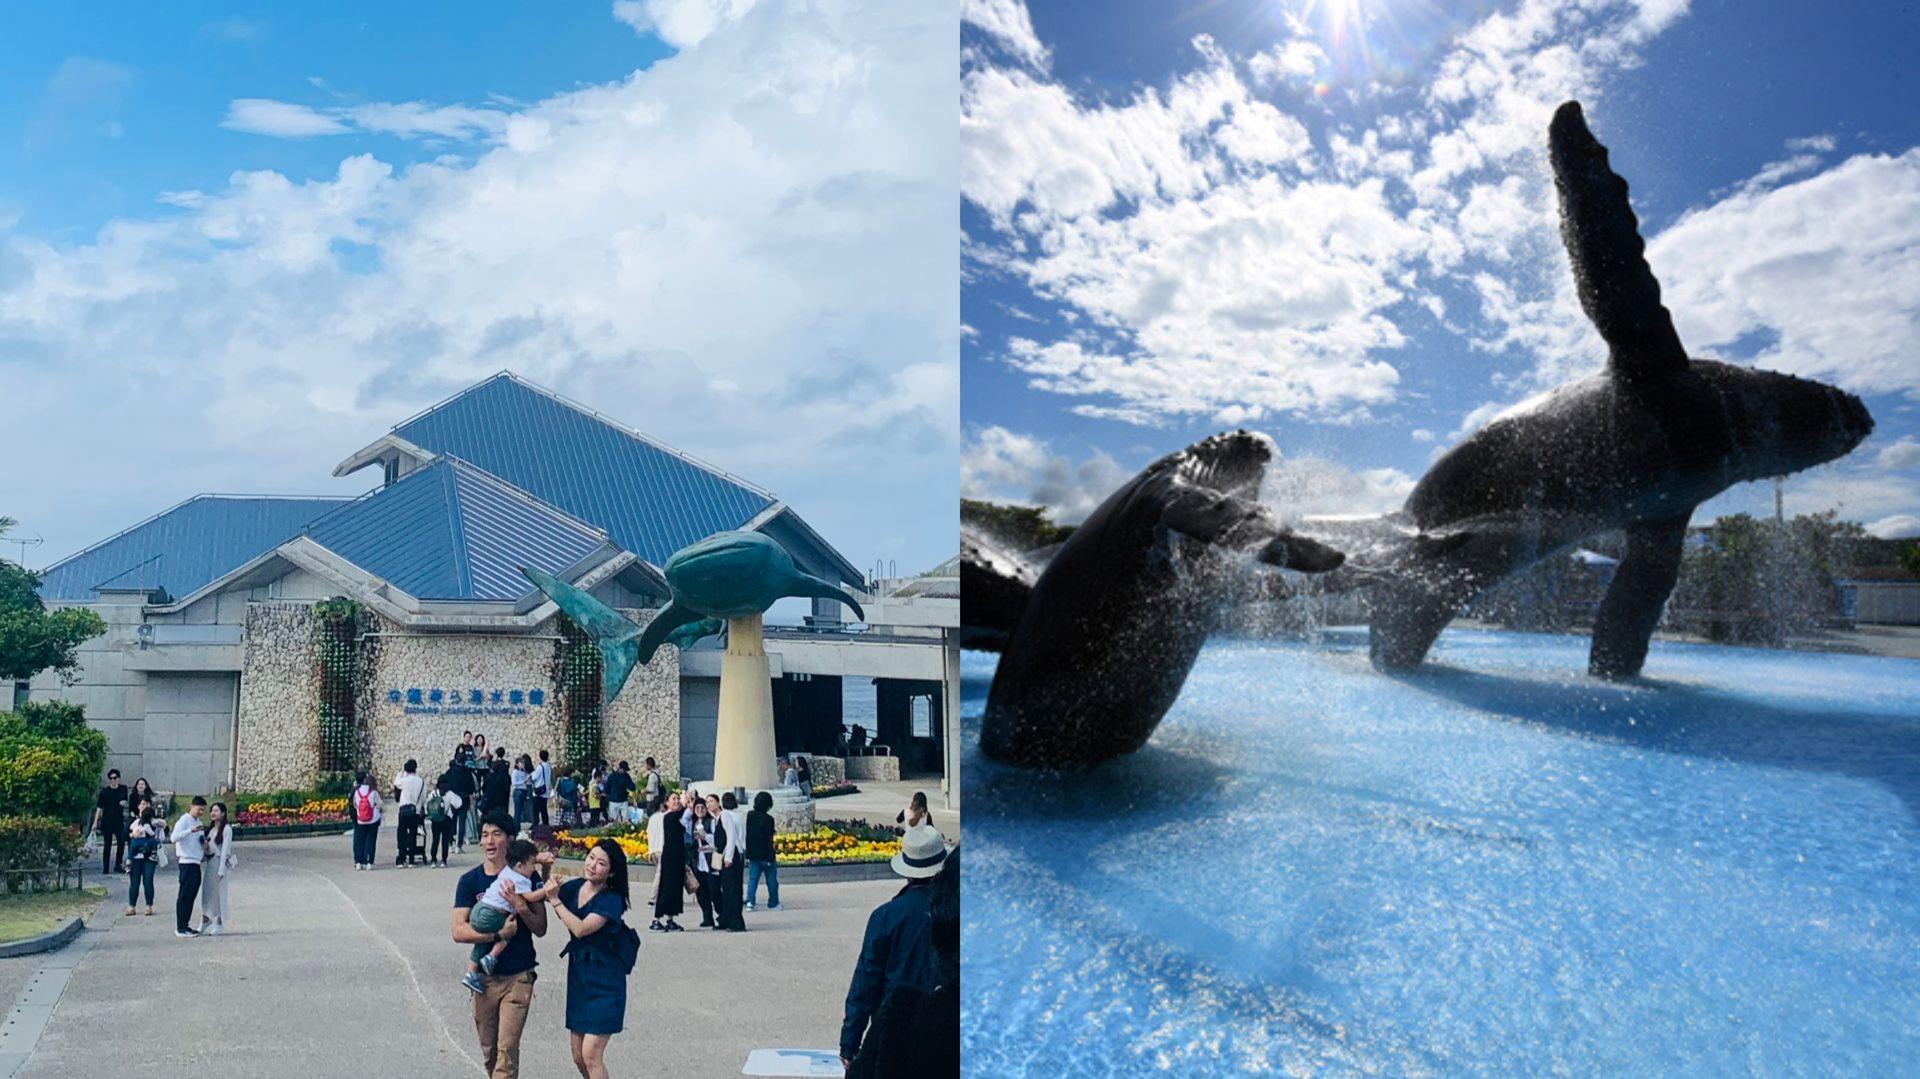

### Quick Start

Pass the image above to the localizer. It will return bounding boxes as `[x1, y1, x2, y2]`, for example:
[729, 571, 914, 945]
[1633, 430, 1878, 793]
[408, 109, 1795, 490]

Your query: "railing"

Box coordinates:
[1, 865, 85, 895]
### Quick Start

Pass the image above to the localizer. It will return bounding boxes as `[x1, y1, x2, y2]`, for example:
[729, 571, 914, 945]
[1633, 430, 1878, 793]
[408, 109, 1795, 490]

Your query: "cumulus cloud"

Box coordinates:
[1877, 436, 1920, 471]
[962, 0, 1049, 70]
[612, 0, 758, 49]
[1867, 514, 1920, 539]
[1650, 148, 1920, 398]
[961, 0, 1695, 426]
[3, 0, 957, 571]
[961, 426, 1130, 524]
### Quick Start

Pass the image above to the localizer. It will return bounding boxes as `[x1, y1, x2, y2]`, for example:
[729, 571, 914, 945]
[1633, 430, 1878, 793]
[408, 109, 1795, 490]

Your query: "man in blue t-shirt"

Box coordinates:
[454, 812, 551, 1078]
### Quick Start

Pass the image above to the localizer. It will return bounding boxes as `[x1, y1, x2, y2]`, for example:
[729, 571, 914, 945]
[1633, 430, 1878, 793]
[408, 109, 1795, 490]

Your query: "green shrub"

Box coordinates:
[0, 712, 108, 823]
[14, 701, 88, 738]
[313, 771, 354, 797]
[0, 815, 82, 893]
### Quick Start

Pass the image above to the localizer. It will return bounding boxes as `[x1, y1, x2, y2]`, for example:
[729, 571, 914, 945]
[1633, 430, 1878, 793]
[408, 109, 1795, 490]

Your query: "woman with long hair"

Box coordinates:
[125, 799, 160, 916]
[548, 838, 635, 1078]
[686, 797, 719, 927]
[896, 790, 931, 830]
[651, 793, 686, 932]
[198, 802, 238, 934]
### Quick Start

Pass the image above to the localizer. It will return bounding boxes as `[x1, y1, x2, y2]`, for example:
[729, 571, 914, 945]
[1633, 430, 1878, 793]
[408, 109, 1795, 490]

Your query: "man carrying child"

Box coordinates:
[453, 812, 553, 1079]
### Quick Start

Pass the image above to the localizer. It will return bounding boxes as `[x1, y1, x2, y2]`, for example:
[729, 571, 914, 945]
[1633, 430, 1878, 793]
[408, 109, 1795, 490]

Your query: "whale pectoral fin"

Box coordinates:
[1158, 484, 1273, 544]
[664, 616, 725, 652]
[786, 570, 867, 623]
[1589, 512, 1690, 679]
[960, 544, 1033, 653]
[635, 601, 706, 665]
[520, 566, 650, 700]
[1548, 101, 1688, 378]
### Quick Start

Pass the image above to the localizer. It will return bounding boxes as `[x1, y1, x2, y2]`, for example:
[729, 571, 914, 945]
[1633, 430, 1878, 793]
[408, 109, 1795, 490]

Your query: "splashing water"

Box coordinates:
[961, 628, 1920, 1075]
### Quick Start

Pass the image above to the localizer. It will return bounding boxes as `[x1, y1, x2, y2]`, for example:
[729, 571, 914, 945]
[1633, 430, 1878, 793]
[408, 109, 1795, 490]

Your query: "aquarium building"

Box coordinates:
[28, 373, 958, 800]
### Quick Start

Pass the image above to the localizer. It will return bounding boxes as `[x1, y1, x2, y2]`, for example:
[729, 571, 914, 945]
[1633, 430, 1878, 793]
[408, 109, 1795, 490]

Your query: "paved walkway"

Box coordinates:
[0, 824, 903, 1077]
[817, 778, 961, 840]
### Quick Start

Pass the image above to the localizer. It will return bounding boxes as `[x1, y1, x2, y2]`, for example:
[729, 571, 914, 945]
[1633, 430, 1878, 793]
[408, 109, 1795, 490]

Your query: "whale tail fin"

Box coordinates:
[521, 566, 645, 701]
[1548, 101, 1687, 378]
[786, 571, 867, 623]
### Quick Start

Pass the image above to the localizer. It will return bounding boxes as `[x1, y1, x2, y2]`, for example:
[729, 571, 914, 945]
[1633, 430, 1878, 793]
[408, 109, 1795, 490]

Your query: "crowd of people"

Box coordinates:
[90, 769, 239, 937]
[85, 736, 959, 1076]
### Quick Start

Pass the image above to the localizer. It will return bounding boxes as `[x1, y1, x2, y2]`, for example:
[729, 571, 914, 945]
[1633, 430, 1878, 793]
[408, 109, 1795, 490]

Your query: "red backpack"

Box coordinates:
[354, 787, 375, 823]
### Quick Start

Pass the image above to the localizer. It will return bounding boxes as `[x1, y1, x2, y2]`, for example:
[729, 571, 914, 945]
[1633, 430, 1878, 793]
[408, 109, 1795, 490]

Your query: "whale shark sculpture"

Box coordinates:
[521, 530, 865, 703]
[973, 431, 1348, 767]
[1368, 101, 1873, 677]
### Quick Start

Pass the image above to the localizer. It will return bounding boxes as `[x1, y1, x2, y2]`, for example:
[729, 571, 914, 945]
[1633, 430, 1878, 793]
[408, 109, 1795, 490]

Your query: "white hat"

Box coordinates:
[891, 824, 950, 879]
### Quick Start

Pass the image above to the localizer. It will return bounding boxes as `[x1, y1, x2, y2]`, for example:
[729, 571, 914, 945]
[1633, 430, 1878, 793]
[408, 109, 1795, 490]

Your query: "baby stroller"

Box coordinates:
[394, 803, 429, 866]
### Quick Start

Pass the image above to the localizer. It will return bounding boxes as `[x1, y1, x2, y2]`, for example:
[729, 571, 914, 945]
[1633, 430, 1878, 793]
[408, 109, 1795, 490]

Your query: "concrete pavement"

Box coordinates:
[1, 824, 905, 1077]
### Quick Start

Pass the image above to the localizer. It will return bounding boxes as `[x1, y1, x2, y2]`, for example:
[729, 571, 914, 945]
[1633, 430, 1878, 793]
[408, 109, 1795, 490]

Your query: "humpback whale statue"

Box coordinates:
[975, 431, 1346, 768]
[522, 530, 865, 703]
[1369, 101, 1874, 677]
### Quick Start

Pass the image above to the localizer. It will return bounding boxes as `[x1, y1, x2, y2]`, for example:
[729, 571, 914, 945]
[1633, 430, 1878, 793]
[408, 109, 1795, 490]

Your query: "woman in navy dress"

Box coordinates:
[548, 837, 632, 1078]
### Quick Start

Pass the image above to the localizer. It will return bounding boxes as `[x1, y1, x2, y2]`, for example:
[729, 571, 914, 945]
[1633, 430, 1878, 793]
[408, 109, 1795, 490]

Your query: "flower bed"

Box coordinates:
[236, 797, 350, 828]
[812, 782, 860, 799]
[542, 818, 902, 867]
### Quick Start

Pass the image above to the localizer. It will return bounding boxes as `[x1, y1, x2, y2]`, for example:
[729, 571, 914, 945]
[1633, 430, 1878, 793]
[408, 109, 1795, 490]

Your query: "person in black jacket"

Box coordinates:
[484, 748, 512, 827]
[840, 824, 946, 1067]
[744, 790, 779, 912]
[441, 755, 477, 854]
[849, 847, 959, 1078]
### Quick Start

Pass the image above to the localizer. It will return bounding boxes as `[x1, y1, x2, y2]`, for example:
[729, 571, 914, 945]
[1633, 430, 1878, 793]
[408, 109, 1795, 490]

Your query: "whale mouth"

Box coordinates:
[1171, 429, 1275, 496]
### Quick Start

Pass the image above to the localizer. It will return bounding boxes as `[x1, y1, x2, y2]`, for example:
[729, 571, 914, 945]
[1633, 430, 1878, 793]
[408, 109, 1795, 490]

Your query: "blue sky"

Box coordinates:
[2, 2, 958, 580]
[961, 0, 1920, 536]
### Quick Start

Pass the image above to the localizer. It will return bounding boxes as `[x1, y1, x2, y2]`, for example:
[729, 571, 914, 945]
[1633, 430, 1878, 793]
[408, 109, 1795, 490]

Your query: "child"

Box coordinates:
[461, 838, 559, 993]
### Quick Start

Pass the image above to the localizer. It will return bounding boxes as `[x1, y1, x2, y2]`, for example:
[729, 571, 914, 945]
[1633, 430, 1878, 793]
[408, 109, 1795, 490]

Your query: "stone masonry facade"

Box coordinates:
[235, 602, 680, 792]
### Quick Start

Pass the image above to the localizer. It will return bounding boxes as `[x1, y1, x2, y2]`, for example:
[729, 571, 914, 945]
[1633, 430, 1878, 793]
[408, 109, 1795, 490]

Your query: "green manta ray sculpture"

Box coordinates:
[521, 530, 866, 704]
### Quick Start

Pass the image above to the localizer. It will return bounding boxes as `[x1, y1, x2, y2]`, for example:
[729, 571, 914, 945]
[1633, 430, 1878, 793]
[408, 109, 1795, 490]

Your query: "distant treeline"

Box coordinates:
[961, 499, 1076, 551]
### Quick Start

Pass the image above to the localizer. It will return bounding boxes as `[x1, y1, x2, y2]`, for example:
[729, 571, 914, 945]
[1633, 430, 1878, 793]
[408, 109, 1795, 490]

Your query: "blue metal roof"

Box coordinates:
[37, 496, 347, 602]
[388, 374, 777, 568]
[303, 457, 611, 601]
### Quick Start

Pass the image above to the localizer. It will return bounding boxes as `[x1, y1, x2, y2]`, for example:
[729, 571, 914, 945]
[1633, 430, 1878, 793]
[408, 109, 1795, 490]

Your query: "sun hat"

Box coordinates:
[891, 823, 950, 879]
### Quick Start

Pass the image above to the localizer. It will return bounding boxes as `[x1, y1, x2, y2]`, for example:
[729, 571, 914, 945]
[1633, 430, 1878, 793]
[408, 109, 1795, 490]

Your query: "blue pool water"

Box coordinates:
[961, 628, 1920, 1076]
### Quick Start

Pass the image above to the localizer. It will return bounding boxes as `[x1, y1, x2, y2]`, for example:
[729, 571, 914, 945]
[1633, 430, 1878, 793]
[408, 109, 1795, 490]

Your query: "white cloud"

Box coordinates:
[962, 0, 1693, 425]
[223, 98, 509, 141]
[962, 0, 1049, 70]
[1878, 437, 1920, 470]
[1, 0, 957, 572]
[1410, 428, 1434, 442]
[222, 98, 350, 137]
[961, 425, 1130, 524]
[612, 0, 758, 49]
[1867, 514, 1920, 539]
[1650, 148, 1920, 398]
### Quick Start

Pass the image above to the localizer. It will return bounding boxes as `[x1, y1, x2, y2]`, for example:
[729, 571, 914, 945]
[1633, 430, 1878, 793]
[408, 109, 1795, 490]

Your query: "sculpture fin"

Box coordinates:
[1548, 101, 1688, 379]
[635, 601, 707, 665]
[1588, 512, 1690, 679]
[664, 616, 724, 652]
[784, 570, 867, 622]
[1157, 484, 1346, 574]
[961, 528, 1035, 652]
[520, 565, 646, 700]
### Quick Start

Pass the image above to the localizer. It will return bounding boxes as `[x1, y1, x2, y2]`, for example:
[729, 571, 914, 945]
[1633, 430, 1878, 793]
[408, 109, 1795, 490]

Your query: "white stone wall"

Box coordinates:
[235, 602, 320, 791]
[604, 610, 682, 782]
[233, 603, 682, 791]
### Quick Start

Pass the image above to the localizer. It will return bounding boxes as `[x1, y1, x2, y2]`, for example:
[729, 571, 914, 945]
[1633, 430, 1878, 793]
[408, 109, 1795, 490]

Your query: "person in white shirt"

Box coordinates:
[351, 774, 384, 870]
[198, 801, 239, 935]
[169, 796, 209, 938]
[715, 792, 748, 931]
[393, 758, 427, 867]
[532, 750, 554, 828]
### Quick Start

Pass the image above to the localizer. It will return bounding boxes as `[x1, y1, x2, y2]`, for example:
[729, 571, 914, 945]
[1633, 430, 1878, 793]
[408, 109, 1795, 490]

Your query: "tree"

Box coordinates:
[1900, 542, 1920, 582]
[961, 499, 1076, 551]
[0, 558, 106, 684]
